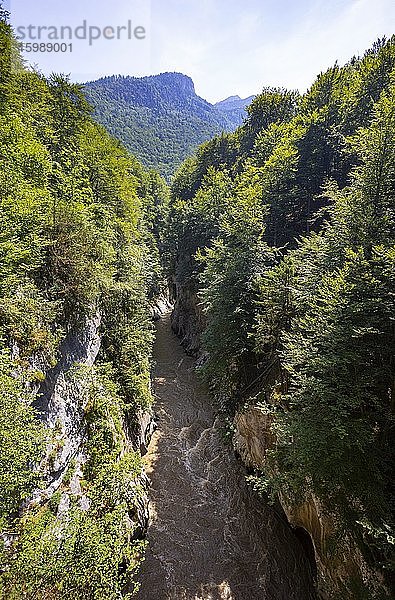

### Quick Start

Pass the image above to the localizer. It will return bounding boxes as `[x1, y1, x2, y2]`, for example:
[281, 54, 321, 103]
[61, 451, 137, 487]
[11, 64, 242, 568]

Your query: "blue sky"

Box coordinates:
[7, 0, 395, 102]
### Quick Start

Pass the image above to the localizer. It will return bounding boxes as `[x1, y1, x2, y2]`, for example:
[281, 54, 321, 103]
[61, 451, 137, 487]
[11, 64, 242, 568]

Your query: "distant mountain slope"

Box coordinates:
[214, 94, 255, 125]
[84, 73, 253, 179]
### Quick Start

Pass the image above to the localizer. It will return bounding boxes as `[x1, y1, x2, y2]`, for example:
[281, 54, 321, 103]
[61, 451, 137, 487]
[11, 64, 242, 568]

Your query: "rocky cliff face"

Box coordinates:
[170, 278, 205, 356]
[234, 405, 390, 599]
[28, 311, 153, 533]
[32, 313, 101, 501]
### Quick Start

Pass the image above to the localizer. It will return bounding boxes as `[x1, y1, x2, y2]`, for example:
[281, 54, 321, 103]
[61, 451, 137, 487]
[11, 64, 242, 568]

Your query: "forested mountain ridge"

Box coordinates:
[167, 37, 395, 599]
[84, 73, 252, 180]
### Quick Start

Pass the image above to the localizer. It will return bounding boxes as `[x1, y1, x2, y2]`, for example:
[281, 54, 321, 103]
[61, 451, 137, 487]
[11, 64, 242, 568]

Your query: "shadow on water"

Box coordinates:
[136, 314, 317, 600]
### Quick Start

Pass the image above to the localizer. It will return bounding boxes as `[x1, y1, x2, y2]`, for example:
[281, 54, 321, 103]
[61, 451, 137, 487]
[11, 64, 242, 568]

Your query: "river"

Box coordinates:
[136, 314, 316, 600]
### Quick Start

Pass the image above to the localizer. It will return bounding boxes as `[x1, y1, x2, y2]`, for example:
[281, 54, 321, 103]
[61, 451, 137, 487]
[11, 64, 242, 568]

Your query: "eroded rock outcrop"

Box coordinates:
[32, 312, 101, 500]
[26, 311, 154, 535]
[234, 405, 390, 599]
[170, 277, 205, 356]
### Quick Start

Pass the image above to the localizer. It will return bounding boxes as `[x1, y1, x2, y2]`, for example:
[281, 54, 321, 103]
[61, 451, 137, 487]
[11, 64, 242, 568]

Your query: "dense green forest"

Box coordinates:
[167, 38, 395, 598]
[84, 74, 249, 180]
[0, 7, 168, 598]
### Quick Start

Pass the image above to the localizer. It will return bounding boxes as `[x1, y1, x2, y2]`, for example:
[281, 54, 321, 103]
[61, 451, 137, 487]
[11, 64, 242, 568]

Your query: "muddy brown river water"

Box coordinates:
[136, 314, 316, 600]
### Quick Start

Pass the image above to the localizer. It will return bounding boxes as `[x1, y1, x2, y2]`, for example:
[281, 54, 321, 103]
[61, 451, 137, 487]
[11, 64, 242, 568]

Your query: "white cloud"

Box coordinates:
[150, 0, 395, 102]
[247, 0, 395, 95]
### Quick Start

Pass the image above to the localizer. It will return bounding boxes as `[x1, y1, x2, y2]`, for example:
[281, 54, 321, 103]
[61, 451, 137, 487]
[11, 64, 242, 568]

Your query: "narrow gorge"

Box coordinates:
[137, 314, 316, 600]
[0, 7, 394, 599]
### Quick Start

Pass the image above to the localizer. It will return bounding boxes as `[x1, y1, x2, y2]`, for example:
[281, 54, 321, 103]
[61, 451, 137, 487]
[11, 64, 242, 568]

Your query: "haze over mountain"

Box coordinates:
[214, 94, 255, 125]
[84, 73, 254, 179]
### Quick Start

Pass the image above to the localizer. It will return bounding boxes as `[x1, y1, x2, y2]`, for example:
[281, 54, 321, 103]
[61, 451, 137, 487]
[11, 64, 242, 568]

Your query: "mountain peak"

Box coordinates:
[215, 95, 255, 110]
[148, 72, 196, 95]
[219, 95, 242, 103]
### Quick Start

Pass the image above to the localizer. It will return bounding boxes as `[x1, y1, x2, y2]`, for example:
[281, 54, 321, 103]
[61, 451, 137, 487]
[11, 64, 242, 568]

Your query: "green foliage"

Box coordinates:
[240, 87, 299, 153]
[0, 10, 164, 598]
[0, 351, 46, 530]
[272, 84, 395, 554]
[167, 37, 395, 596]
[195, 170, 275, 407]
[3, 500, 144, 600]
[0, 367, 147, 600]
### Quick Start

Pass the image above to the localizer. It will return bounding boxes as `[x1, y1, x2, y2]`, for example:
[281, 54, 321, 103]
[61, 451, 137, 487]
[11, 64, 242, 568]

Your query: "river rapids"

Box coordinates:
[136, 314, 316, 600]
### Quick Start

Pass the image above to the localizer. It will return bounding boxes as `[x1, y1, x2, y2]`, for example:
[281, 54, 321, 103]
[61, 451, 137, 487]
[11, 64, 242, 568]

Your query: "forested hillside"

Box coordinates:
[84, 73, 251, 180]
[0, 8, 168, 598]
[167, 38, 395, 598]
